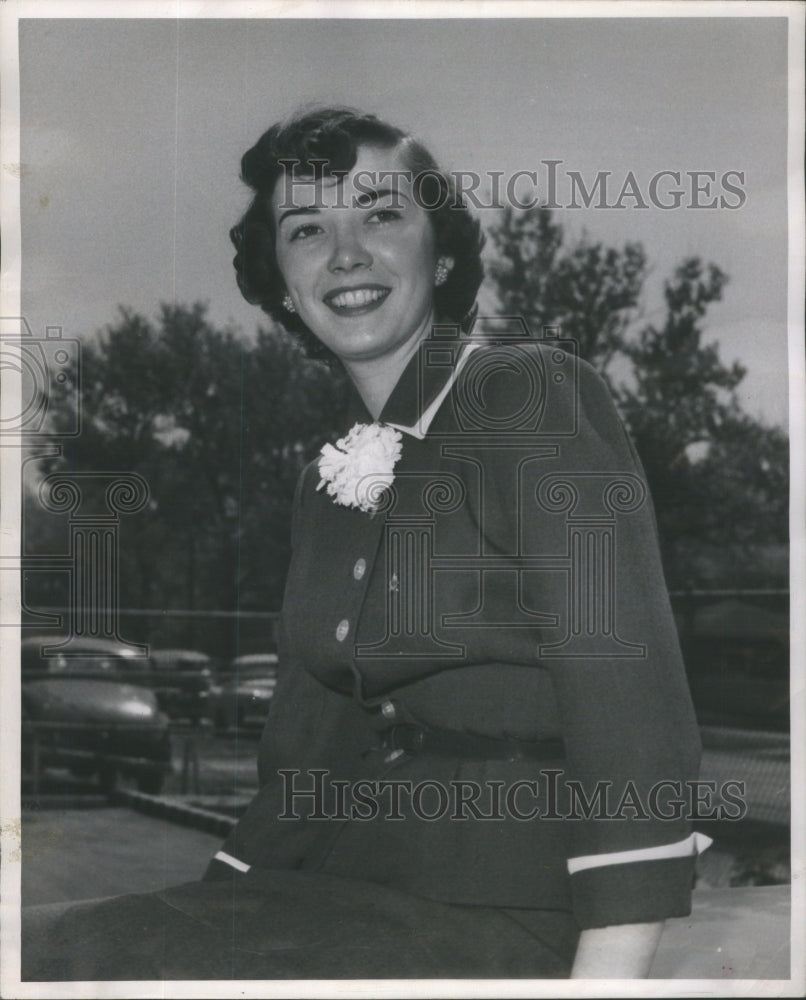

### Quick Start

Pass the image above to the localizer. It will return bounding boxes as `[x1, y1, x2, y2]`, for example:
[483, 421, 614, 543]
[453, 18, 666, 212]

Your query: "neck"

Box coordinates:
[342, 312, 434, 421]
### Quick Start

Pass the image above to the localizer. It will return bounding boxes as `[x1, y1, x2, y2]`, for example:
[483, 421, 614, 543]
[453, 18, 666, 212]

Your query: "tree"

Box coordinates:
[617, 259, 787, 587]
[488, 206, 647, 378]
[486, 208, 788, 589]
[34, 303, 348, 613]
[29, 209, 789, 609]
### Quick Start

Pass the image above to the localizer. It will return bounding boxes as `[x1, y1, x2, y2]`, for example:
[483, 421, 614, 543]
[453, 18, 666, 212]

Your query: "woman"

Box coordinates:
[23, 107, 707, 981]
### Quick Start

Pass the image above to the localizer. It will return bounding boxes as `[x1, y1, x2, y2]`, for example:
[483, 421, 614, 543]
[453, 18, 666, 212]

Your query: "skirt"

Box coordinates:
[22, 866, 580, 981]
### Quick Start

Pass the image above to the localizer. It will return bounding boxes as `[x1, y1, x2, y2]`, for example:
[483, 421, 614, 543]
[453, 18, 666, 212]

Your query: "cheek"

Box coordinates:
[273, 245, 293, 287]
[388, 230, 437, 289]
[276, 249, 315, 294]
[412, 252, 437, 295]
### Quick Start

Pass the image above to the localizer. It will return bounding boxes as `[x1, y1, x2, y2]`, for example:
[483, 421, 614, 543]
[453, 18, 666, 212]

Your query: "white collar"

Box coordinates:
[386, 343, 481, 440]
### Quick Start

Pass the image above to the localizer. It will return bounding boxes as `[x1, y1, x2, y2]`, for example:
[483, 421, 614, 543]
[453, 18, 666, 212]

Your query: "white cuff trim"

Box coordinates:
[388, 343, 481, 440]
[213, 850, 251, 873]
[567, 832, 713, 875]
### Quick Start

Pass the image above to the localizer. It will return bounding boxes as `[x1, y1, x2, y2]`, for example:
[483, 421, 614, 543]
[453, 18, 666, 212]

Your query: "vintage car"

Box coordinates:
[21, 634, 172, 794]
[209, 653, 279, 733]
[148, 648, 214, 724]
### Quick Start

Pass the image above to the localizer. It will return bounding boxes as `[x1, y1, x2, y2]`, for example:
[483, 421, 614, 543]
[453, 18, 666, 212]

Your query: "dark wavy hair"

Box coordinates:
[231, 106, 485, 360]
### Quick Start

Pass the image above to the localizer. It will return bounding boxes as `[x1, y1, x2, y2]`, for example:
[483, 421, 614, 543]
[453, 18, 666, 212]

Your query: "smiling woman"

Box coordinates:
[22, 107, 705, 982]
[231, 108, 484, 369]
[273, 145, 441, 380]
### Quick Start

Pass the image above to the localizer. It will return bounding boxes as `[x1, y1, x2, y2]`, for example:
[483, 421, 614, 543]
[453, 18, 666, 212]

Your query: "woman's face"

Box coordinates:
[271, 144, 439, 366]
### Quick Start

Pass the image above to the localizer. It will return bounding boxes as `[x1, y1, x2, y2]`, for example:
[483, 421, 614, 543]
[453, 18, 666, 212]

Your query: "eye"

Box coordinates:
[367, 208, 402, 225]
[289, 222, 324, 242]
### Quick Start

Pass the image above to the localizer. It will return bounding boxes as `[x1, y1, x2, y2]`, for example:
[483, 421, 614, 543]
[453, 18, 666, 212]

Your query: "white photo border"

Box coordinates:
[1, 2, 803, 997]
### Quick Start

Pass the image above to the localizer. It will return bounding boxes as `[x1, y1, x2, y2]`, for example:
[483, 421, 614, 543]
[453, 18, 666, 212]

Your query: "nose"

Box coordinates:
[328, 223, 372, 273]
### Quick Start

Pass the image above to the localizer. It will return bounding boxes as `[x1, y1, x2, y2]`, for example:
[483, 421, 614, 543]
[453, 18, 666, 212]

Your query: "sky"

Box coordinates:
[17, 12, 791, 426]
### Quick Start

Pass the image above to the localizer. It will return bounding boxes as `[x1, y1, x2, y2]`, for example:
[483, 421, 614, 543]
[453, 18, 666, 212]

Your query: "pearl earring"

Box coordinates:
[434, 257, 451, 287]
[282, 294, 296, 313]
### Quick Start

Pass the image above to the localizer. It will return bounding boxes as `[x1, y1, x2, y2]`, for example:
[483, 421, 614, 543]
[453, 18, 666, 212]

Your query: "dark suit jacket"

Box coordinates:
[206, 335, 703, 929]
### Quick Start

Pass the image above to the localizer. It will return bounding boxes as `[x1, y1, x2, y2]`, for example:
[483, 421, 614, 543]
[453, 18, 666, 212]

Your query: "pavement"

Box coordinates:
[20, 806, 221, 907]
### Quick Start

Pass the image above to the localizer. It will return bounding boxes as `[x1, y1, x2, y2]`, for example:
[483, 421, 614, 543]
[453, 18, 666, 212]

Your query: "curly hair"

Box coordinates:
[231, 106, 485, 360]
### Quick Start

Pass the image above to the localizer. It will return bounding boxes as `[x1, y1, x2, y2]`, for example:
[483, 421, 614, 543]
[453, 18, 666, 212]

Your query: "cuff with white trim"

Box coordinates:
[568, 833, 712, 928]
[568, 831, 712, 875]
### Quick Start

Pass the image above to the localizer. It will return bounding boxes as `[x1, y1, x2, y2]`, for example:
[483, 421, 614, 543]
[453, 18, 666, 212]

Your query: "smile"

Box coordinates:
[324, 285, 391, 314]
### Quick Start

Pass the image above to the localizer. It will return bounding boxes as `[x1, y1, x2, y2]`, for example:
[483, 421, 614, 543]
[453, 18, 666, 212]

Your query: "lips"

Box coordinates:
[324, 285, 391, 314]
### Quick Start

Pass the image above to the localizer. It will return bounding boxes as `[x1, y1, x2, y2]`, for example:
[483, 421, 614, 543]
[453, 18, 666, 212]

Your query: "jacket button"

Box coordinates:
[381, 700, 396, 720]
[335, 619, 350, 642]
[353, 558, 366, 580]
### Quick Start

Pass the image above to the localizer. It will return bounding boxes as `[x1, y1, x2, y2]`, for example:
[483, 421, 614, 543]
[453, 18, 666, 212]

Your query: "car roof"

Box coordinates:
[229, 653, 278, 666]
[150, 649, 211, 663]
[20, 635, 150, 658]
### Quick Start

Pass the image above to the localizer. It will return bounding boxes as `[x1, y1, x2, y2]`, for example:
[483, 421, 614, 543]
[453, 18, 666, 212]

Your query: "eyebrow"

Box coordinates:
[277, 205, 320, 227]
[276, 186, 408, 227]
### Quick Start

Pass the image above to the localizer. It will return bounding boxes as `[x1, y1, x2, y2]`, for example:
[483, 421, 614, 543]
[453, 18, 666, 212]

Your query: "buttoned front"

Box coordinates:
[215, 337, 703, 929]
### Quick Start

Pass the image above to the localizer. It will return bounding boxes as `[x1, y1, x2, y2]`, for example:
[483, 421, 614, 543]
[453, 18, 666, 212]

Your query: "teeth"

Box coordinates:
[330, 288, 386, 308]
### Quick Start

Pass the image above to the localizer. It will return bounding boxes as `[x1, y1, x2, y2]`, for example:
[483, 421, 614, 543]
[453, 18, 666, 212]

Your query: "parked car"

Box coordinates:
[21, 635, 172, 794]
[209, 654, 278, 733]
[148, 648, 214, 724]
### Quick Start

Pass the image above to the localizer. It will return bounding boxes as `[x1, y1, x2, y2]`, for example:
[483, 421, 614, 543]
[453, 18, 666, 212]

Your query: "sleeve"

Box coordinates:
[516, 347, 707, 928]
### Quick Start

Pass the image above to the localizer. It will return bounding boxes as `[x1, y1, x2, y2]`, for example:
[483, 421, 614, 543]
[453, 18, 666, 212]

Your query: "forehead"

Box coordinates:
[270, 143, 414, 213]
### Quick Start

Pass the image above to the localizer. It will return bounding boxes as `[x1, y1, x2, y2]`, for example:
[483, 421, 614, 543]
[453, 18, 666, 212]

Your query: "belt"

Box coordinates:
[382, 725, 564, 761]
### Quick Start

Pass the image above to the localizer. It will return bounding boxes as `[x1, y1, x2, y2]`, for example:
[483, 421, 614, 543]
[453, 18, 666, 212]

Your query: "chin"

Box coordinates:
[330, 328, 401, 358]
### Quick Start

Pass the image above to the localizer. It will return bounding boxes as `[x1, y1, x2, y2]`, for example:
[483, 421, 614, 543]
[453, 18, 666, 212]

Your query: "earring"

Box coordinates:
[282, 294, 296, 314]
[434, 257, 452, 287]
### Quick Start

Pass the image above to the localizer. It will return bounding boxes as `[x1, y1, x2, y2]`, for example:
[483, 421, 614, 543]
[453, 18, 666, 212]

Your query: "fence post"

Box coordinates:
[181, 731, 200, 795]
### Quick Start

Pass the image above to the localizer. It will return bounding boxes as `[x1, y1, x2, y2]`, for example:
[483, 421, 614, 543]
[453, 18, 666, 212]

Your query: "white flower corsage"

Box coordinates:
[317, 422, 403, 513]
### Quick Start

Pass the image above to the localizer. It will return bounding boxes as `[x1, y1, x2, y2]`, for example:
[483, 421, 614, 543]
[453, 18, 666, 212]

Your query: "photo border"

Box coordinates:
[1, 2, 803, 997]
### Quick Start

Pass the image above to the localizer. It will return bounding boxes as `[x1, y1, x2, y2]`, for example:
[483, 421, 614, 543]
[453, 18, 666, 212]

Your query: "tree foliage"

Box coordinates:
[30, 211, 788, 616]
[34, 303, 348, 612]
[488, 208, 788, 588]
[488, 206, 647, 376]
